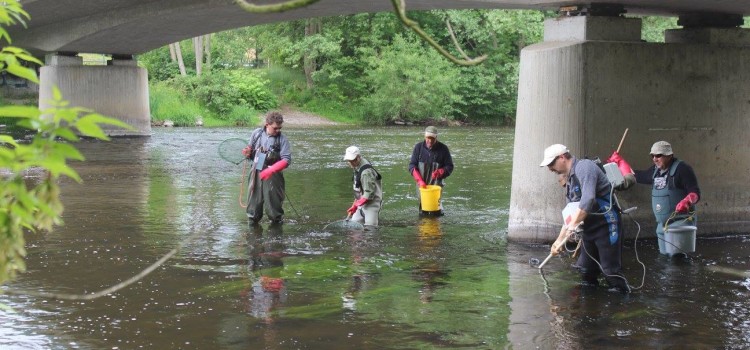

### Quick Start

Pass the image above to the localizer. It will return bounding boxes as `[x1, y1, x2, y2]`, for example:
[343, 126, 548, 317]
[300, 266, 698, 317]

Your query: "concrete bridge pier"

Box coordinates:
[508, 14, 750, 243]
[39, 54, 151, 136]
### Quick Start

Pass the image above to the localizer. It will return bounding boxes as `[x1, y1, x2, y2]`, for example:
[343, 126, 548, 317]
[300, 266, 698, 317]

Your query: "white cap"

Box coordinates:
[650, 141, 673, 156]
[539, 144, 569, 167]
[343, 146, 360, 161]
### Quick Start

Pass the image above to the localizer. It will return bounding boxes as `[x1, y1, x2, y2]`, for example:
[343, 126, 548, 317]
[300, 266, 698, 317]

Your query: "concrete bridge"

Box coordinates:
[8, 0, 750, 241]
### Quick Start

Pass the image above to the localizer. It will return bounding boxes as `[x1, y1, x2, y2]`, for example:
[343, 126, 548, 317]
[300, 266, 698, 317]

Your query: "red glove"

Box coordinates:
[412, 169, 427, 188]
[606, 151, 633, 175]
[347, 197, 368, 215]
[676, 192, 699, 213]
[259, 159, 288, 180]
[431, 168, 446, 180]
[241, 146, 253, 158]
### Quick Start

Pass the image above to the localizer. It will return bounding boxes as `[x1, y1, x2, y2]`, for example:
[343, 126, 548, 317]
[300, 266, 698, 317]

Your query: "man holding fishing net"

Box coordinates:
[343, 146, 383, 227]
[541, 144, 630, 293]
[242, 112, 292, 225]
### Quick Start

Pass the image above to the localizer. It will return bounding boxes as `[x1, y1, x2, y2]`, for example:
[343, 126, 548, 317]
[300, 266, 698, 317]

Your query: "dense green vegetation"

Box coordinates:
[139, 11, 688, 126]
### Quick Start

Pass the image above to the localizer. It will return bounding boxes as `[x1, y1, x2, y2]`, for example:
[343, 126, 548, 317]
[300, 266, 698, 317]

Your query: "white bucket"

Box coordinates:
[664, 225, 697, 255]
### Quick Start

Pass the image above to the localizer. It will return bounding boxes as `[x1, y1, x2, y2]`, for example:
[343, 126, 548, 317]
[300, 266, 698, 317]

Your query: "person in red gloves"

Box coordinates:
[408, 126, 454, 216]
[344, 146, 383, 227]
[606, 140, 700, 255]
[244, 111, 292, 225]
[542, 144, 630, 293]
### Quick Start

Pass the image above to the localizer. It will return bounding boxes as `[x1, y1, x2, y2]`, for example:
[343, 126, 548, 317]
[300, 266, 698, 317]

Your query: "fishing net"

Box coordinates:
[218, 138, 249, 165]
[323, 218, 364, 232]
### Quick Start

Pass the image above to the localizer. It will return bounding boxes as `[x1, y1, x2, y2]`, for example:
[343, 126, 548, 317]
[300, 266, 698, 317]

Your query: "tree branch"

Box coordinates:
[390, 0, 487, 66]
[235, 0, 321, 13]
[445, 18, 470, 61]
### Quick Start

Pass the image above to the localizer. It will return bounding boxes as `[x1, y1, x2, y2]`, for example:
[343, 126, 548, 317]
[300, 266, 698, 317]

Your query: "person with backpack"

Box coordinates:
[242, 111, 292, 225]
[343, 146, 383, 227]
[542, 144, 630, 293]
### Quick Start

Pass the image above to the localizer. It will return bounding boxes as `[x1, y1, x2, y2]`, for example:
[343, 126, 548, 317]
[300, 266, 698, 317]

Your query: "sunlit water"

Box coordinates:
[1, 126, 749, 349]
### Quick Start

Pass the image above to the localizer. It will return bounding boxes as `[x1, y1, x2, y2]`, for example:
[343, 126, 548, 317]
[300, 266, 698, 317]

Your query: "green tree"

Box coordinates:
[360, 35, 461, 124]
[0, 0, 130, 286]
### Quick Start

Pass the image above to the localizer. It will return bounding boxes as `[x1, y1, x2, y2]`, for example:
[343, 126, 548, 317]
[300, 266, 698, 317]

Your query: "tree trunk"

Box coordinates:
[174, 42, 187, 76]
[303, 19, 320, 89]
[193, 36, 203, 76]
[204, 34, 211, 73]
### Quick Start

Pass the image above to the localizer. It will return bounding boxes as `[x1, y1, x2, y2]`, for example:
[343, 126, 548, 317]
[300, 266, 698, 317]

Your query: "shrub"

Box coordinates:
[149, 82, 204, 126]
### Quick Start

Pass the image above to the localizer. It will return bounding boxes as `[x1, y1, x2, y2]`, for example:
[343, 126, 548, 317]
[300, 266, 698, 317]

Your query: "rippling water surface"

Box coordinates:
[1, 126, 749, 349]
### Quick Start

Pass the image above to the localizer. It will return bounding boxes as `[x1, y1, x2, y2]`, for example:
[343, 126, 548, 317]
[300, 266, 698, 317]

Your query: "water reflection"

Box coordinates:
[1, 127, 750, 349]
[244, 223, 287, 321]
[414, 217, 446, 303]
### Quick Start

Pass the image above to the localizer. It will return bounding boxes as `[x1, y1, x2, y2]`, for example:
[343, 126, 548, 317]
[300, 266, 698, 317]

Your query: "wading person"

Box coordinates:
[606, 141, 700, 255]
[343, 146, 382, 227]
[242, 111, 292, 225]
[408, 126, 453, 216]
[541, 144, 630, 293]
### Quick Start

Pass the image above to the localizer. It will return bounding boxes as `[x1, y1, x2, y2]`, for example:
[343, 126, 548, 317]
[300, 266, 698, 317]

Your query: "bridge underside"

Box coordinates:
[9, 0, 750, 56]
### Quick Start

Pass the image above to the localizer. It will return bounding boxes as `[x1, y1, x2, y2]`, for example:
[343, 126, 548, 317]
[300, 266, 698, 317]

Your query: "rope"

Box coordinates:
[3, 228, 204, 301]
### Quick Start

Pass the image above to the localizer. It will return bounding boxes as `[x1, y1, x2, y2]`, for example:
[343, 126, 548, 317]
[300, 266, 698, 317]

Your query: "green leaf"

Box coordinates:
[53, 128, 80, 142]
[74, 119, 108, 140]
[52, 86, 62, 101]
[54, 143, 85, 161]
[6, 63, 38, 83]
[0, 105, 40, 118]
[80, 113, 134, 130]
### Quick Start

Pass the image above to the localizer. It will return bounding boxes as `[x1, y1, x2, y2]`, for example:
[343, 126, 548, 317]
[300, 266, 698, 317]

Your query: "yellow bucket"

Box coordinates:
[419, 185, 442, 212]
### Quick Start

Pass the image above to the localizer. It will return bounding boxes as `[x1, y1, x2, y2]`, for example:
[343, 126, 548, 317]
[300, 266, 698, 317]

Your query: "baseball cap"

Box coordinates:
[343, 146, 360, 161]
[424, 126, 438, 138]
[539, 144, 569, 167]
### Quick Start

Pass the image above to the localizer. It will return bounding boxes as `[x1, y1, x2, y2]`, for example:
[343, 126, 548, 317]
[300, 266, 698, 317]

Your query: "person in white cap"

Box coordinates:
[343, 146, 383, 227]
[541, 144, 630, 293]
[408, 126, 454, 216]
[607, 141, 700, 255]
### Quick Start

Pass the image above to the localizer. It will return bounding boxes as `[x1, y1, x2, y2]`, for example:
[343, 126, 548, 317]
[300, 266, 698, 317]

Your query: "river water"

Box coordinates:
[1, 126, 749, 349]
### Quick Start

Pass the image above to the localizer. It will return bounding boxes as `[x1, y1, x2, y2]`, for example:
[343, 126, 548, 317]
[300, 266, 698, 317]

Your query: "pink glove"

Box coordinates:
[412, 169, 427, 188]
[431, 168, 446, 180]
[259, 159, 288, 180]
[347, 197, 368, 215]
[606, 151, 634, 175]
[241, 146, 253, 158]
[676, 192, 699, 213]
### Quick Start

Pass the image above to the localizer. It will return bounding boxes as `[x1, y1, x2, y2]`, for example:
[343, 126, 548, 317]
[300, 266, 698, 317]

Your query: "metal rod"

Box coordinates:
[537, 253, 554, 269]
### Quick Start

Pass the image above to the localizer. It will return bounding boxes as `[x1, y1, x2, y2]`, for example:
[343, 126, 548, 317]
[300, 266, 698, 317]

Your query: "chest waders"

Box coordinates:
[568, 174, 620, 244]
[652, 160, 696, 255]
[353, 164, 381, 199]
[246, 131, 285, 223]
[569, 172, 627, 292]
[352, 163, 383, 226]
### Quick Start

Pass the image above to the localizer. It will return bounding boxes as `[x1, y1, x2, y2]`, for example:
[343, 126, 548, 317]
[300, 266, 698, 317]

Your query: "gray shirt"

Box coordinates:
[566, 158, 612, 213]
[249, 128, 292, 165]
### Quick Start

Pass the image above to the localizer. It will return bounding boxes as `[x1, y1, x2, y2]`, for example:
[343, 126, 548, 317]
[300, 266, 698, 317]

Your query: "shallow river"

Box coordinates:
[1, 126, 750, 349]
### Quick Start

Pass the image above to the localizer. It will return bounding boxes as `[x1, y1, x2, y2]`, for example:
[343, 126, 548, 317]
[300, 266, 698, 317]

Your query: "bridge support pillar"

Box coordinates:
[508, 16, 750, 242]
[39, 54, 151, 136]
